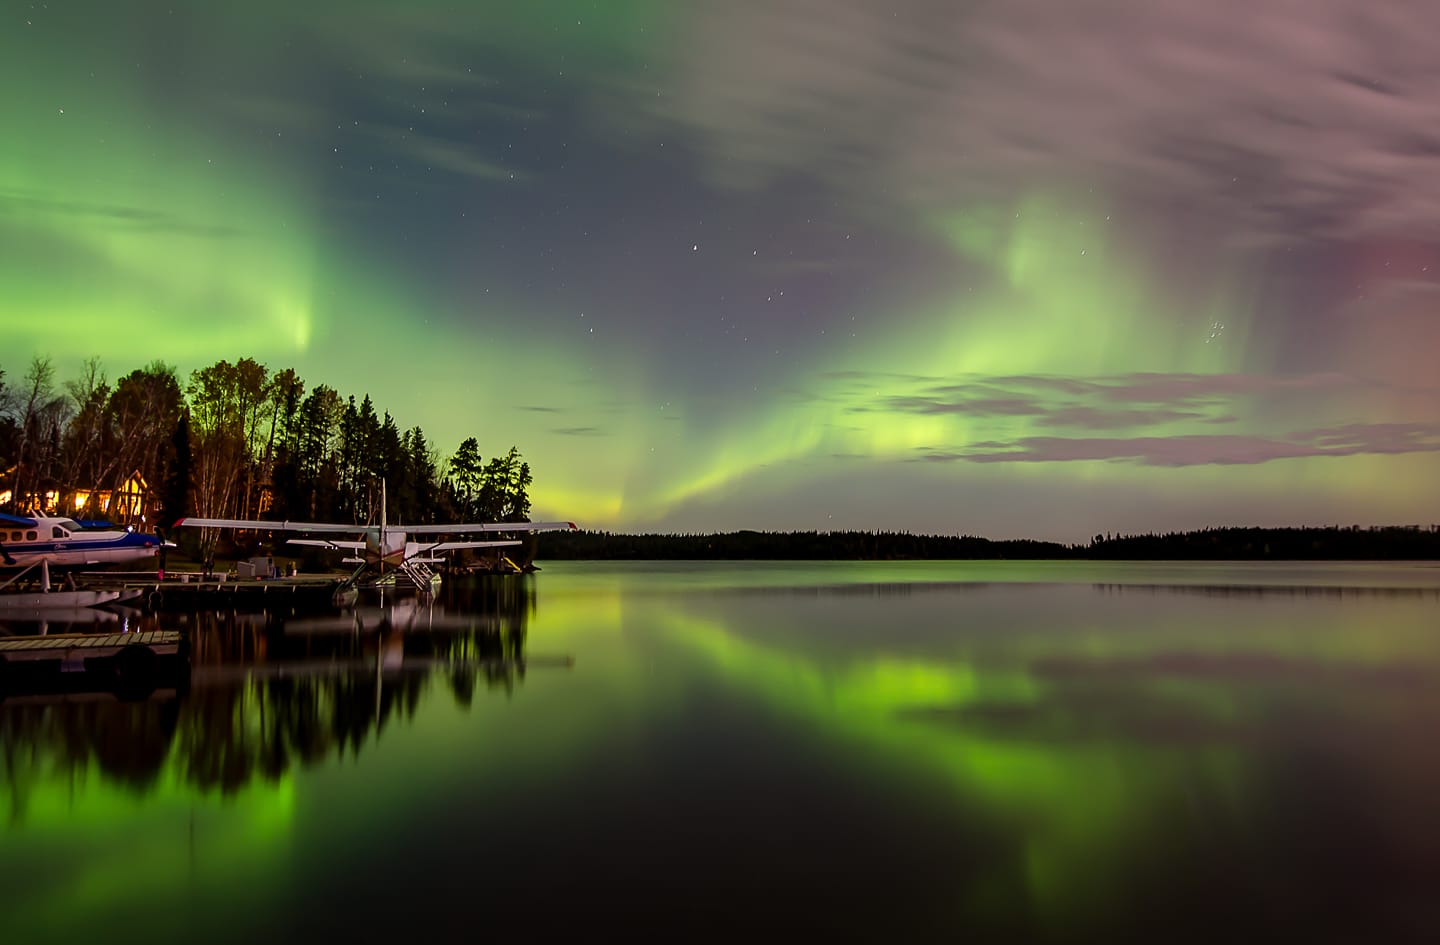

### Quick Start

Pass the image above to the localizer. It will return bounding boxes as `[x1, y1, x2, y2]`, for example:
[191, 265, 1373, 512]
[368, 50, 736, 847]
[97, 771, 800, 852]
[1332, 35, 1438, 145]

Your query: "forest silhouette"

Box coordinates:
[0, 356, 534, 555]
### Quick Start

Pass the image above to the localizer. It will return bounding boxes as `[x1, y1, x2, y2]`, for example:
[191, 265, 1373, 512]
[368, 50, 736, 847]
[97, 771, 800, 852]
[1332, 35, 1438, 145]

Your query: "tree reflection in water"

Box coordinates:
[0, 575, 537, 818]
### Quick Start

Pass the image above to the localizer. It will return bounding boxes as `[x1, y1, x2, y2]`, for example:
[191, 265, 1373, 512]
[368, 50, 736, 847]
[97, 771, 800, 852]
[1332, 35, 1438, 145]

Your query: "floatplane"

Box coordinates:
[0, 512, 167, 570]
[175, 485, 577, 588]
[0, 514, 157, 616]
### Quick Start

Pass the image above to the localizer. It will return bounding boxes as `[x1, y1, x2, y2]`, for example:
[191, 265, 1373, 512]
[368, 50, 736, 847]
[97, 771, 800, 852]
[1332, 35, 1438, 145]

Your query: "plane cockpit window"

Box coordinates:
[53, 526, 69, 539]
[56, 519, 83, 531]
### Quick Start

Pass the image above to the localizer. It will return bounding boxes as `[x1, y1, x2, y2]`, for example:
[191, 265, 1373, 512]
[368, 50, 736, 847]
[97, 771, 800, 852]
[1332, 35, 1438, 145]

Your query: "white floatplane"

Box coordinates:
[175, 486, 576, 586]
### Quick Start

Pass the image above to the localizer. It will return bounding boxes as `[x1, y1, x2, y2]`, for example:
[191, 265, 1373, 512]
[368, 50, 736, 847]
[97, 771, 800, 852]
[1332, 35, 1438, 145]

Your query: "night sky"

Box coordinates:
[4, 1, 1439, 539]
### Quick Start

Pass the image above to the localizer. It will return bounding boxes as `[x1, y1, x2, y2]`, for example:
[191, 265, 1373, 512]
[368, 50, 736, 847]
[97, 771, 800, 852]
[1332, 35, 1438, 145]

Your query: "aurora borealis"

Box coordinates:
[5, 1, 1439, 538]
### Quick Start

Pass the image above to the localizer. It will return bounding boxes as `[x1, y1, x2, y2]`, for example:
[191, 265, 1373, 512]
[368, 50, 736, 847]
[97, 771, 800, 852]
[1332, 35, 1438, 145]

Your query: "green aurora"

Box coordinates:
[4, 2, 1438, 538]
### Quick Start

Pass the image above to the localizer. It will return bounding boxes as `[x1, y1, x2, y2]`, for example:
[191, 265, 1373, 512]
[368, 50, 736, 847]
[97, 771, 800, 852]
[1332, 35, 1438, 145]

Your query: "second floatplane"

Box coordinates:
[176, 483, 577, 588]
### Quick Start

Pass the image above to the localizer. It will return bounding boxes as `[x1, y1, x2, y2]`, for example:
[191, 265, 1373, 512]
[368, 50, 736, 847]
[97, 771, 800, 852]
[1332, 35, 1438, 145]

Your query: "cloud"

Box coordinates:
[916, 421, 1440, 466]
[1085, 372, 1362, 405]
[820, 368, 1440, 466]
[1038, 406, 1209, 430]
[878, 395, 1043, 417]
[649, 0, 1440, 245]
[551, 426, 606, 437]
[226, 85, 527, 185]
[854, 371, 1376, 430]
[344, 120, 526, 183]
[0, 189, 246, 239]
[882, 394, 1210, 430]
[394, 135, 525, 182]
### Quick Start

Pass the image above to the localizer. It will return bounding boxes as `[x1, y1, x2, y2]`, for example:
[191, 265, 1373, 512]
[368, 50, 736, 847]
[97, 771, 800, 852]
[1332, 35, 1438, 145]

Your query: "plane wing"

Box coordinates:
[174, 517, 576, 534]
[287, 538, 368, 551]
[174, 517, 367, 534]
[403, 521, 577, 534]
[428, 540, 524, 552]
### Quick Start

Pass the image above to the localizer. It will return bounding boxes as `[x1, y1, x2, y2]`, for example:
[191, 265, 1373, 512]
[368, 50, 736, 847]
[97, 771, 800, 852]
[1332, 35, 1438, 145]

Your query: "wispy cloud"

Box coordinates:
[915, 422, 1440, 467]
[0, 189, 246, 238]
[394, 135, 524, 182]
[650, 0, 1440, 245]
[1083, 373, 1362, 405]
[847, 371, 1375, 431]
[225, 87, 528, 185]
[1039, 407, 1212, 430]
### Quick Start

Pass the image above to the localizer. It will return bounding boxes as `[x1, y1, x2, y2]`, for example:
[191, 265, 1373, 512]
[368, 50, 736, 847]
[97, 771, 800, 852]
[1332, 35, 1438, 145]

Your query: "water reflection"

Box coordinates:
[0, 605, 130, 636]
[1, 576, 547, 814]
[1094, 581, 1440, 600]
[619, 571, 1440, 941]
[4, 564, 1440, 941]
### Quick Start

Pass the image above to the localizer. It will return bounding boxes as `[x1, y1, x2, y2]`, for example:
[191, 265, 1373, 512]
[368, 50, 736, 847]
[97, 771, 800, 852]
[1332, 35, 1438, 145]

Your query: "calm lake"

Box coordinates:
[4, 560, 1440, 942]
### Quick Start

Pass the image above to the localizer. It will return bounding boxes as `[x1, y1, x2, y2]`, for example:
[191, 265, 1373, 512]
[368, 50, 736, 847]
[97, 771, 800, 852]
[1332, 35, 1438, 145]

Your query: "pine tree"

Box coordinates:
[161, 411, 192, 527]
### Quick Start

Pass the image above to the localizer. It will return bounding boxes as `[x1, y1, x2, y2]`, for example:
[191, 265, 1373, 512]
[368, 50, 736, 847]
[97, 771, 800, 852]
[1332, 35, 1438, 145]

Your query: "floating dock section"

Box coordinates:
[74, 573, 357, 611]
[0, 630, 186, 699]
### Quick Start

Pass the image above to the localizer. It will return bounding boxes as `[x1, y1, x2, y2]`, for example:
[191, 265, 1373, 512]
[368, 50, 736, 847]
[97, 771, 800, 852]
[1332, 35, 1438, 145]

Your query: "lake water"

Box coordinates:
[4, 560, 1440, 942]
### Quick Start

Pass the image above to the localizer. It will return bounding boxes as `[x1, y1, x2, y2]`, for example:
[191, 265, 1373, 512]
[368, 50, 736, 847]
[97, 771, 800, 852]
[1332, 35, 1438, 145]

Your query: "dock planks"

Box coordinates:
[0, 630, 182, 661]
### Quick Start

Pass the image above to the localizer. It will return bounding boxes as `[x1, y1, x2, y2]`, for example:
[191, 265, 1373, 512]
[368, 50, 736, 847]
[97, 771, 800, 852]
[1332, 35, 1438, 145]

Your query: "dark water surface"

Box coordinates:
[4, 561, 1440, 942]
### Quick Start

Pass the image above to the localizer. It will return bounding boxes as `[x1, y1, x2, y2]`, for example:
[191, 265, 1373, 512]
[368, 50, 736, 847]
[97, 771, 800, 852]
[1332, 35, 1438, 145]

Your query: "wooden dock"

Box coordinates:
[0, 630, 186, 698]
[148, 578, 356, 610]
[74, 573, 357, 611]
[0, 630, 182, 661]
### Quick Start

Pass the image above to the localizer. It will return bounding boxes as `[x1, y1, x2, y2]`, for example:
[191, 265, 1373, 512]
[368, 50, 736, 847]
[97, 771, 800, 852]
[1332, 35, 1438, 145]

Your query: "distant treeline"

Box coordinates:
[1084, 525, 1440, 560]
[544, 525, 1440, 561]
[547, 530, 1071, 560]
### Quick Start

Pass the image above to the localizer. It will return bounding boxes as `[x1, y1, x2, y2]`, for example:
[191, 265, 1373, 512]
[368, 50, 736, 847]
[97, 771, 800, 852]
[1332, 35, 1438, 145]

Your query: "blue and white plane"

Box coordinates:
[0, 512, 166, 569]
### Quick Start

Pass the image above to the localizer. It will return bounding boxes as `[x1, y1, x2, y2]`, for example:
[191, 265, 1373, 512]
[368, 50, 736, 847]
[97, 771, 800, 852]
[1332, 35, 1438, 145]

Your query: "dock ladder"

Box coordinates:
[398, 559, 440, 589]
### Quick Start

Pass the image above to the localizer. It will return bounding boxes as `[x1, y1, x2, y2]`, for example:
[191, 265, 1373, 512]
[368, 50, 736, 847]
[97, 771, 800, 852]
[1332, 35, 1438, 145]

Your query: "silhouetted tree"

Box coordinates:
[0, 368, 15, 496]
[449, 437, 485, 520]
[9, 355, 66, 510]
[160, 410, 192, 528]
[59, 357, 110, 509]
[102, 362, 182, 521]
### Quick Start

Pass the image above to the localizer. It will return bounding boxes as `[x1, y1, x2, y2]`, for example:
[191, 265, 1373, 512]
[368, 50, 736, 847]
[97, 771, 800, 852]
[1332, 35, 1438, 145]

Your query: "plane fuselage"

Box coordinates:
[0, 514, 163, 569]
